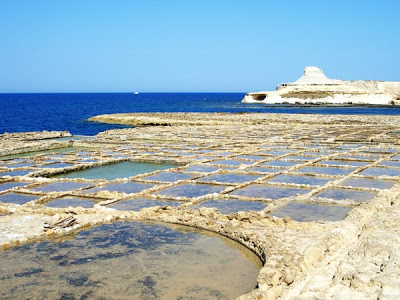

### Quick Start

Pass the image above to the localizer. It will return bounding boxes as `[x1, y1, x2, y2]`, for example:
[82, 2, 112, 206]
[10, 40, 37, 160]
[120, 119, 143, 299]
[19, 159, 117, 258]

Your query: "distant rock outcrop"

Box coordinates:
[242, 66, 400, 105]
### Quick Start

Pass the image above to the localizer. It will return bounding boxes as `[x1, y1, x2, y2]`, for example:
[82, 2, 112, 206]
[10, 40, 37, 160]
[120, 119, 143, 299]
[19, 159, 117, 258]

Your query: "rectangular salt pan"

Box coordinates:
[297, 166, 354, 176]
[84, 182, 154, 194]
[230, 184, 310, 199]
[361, 148, 397, 154]
[337, 155, 380, 161]
[0, 182, 30, 192]
[8, 162, 36, 169]
[0, 170, 33, 177]
[0, 193, 39, 205]
[212, 160, 254, 166]
[31, 182, 92, 193]
[248, 167, 278, 174]
[192, 156, 218, 161]
[284, 156, 313, 161]
[262, 161, 299, 168]
[315, 188, 376, 202]
[108, 198, 182, 211]
[198, 174, 261, 184]
[234, 155, 268, 161]
[184, 165, 219, 173]
[319, 160, 369, 167]
[156, 184, 227, 198]
[272, 203, 352, 222]
[302, 151, 330, 156]
[379, 161, 400, 168]
[194, 199, 267, 214]
[46, 196, 100, 208]
[341, 178, 395, 189]
[41, 163, 75, 169]
[143, 172, 194, 183]
[359, 167, 400, 177]
[267, 175, 330, 186]
[260, 150, 296, 156]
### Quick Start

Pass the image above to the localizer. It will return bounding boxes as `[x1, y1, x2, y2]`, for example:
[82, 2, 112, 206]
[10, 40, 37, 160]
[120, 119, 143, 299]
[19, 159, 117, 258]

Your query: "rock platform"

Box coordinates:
[1, 112, 400, 299]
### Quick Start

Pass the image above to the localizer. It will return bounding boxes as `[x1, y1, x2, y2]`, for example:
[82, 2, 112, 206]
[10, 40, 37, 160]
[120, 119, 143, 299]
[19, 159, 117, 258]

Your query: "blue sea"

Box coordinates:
[1, 93, 400, 135]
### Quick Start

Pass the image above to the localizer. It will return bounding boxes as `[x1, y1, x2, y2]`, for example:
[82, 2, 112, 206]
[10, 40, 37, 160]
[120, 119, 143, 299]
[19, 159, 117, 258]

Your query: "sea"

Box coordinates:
[1, 93, 400, 136]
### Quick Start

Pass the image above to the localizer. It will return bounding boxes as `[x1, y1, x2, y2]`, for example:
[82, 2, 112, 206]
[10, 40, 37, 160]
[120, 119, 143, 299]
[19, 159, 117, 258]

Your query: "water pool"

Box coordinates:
[0, 221, 262, 299]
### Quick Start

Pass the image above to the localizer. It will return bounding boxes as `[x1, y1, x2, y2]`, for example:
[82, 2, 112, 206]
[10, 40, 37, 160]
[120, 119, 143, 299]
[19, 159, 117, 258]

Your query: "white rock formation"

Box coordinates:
[242, 66, 400, 105]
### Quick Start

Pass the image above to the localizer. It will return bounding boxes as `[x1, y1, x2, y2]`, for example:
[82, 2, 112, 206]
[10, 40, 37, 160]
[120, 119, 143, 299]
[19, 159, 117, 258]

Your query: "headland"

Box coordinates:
[242, 67, 400, 106]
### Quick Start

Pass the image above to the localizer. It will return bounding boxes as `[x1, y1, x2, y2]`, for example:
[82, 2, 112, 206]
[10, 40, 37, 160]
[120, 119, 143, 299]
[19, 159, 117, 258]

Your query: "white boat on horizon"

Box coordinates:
[133, 91, 139, 95]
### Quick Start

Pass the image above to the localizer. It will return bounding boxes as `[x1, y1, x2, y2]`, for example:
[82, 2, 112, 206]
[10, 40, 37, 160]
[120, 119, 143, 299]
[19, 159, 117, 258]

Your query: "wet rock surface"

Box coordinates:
[1, 113, 400, 299]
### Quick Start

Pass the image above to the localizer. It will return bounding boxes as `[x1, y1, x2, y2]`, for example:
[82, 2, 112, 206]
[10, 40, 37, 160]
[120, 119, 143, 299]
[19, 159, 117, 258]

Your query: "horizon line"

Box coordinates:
[0, 91, 247, 94]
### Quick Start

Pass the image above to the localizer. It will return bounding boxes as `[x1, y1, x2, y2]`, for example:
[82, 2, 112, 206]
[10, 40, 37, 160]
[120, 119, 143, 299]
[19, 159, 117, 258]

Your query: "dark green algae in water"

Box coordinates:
[0, 221, 262, 300]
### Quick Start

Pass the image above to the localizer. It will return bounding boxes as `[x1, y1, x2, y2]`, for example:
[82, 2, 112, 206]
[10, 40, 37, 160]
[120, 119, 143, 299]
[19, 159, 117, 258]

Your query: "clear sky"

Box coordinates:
[0, 0, 399, 92]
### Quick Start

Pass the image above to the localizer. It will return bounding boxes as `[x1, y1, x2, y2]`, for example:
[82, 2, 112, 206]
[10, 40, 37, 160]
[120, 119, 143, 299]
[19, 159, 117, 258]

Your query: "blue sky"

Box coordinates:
[0, 0, 399, 92]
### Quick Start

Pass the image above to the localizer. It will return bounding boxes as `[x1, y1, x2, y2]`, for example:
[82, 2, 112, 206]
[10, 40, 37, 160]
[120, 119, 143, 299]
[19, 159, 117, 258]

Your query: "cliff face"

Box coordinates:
[243, 67, 400, 105]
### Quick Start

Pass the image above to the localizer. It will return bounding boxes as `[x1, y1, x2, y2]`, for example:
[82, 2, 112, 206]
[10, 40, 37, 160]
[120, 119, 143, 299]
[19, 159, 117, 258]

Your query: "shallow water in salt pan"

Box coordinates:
[230, 184, 310, 199]
[359, 167, 400, 177]
[195, 199, 268, 214]
[297, 166, 354, 176]
[267, 175, 330, 186]
[0, 182, 30, 192]
[197, 174, 261, 184]
[0, 193, 39, 205]
[379, 161, 400, 168]
[284, 155, 312, 161]
[0, 170, 33, 177]
[318, 160, 369, 167]
[108, 198, 182, 211]
[341, 178, 395, 189]
[235, 155, 268, 160]
[40, 163, 75, 169]
[271, 203, 352, 222]
[8, 162, 36, 168]
[315, 188, 376, 202]
[156, 184, 227, 198]
[143, 171, 194, 183]
[212, 159, 254, 166]
[83, 182, 154, 195]
[0, 221, 261, 300]
[45, 196, 100, 208]
[183, 165, 220, 173]
[56, 161, 179, 180]
[248, 167, 279, 174]
[262, 160, 299, 168]
[31, 182, 92, 193]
